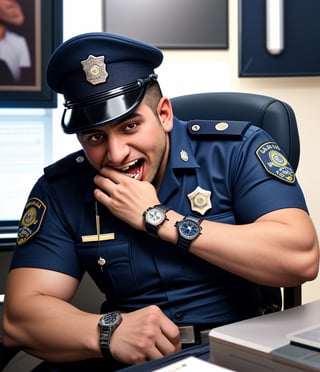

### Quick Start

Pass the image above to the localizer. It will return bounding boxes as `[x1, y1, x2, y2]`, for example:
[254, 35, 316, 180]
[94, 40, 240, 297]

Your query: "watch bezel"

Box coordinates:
[177, 218, 202, 240]
[175, 215, 203, 251]
[143, 204, 170, 237]
[144, 206, 167, 226]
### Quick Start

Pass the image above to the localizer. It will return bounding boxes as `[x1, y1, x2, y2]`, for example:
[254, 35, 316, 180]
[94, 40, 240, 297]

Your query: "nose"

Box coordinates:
[105, 134, 130, 165]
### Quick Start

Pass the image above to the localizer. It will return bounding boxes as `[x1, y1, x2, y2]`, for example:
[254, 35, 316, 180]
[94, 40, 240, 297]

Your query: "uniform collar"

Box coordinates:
[169, 117, 200, 169]
[157, 117, 199, 202]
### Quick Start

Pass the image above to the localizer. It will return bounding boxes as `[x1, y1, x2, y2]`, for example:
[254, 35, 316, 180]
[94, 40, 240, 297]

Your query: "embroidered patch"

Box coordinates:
[256, 142, 295, 184]
[17, 197, 47, 246]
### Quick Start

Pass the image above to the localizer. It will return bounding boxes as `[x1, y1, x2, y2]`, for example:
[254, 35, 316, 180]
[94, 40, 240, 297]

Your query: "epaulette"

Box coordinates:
[44, 150, 91, 181]
[187, 120, 251, 140]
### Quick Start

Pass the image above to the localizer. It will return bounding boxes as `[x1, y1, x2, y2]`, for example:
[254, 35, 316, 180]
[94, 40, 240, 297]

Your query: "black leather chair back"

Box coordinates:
[171, 92, 301, 309]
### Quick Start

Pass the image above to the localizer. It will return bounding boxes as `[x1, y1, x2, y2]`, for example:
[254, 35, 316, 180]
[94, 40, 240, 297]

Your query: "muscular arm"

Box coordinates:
[2, 268, 101, 362]
[2, 268, 180, 364]
[94, 168, 319, 288]
[160, 208, 319, 287]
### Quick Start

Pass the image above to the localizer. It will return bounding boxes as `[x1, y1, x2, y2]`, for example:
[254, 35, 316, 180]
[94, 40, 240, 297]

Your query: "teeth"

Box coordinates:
[117, 160, 138, 172]
[127, 170, 140, 179]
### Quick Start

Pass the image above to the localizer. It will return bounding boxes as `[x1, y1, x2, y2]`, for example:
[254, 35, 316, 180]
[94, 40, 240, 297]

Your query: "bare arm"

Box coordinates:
[94, 168, 319, 288]
[160, 208, 319, 287]
[2, 268, 101, 362]
[2, 268, 180, 364]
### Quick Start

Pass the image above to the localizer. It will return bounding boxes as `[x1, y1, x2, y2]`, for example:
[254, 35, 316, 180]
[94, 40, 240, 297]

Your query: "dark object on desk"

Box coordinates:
[120, 343, 210, 371]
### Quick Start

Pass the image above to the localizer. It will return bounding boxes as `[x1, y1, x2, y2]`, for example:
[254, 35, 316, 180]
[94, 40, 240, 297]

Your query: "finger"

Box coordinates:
[160, 320, 181, 349]
[94, 188, 111, 205]
[154, 335, 181, 357]
[98, 167, 127, 184]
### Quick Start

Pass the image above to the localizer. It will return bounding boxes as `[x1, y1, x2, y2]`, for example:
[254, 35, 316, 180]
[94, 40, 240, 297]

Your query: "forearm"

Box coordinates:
[158, 208, 319, 287]
[3, 293, 101, 362]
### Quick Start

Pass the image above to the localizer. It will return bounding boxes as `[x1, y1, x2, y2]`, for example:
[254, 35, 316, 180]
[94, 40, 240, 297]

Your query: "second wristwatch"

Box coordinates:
[175, 215, 202, 251]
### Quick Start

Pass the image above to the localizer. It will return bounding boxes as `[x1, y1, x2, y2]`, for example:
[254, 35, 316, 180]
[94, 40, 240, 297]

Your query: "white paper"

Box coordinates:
[154, 356, 234, 371]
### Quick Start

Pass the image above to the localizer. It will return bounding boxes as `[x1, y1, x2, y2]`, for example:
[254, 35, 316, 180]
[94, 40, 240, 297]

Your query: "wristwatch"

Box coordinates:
[98, 311, 122, 358]
[175, 215, 202, 251]
[143, 204, 170, 237]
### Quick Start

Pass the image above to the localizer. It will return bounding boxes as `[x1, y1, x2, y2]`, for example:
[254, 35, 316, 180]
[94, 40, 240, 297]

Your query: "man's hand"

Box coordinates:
[110, 305, 181, 365]
[94, 168, 160, 230]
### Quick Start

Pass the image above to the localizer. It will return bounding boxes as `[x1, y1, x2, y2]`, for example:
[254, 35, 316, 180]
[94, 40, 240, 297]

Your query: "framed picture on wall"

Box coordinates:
[239, 0, 320, 77]
[0, 0, 63, 108]
[102, 0, 228, 49]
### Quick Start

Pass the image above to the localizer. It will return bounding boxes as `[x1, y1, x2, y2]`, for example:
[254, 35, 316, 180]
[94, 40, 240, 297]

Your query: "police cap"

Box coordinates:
[46, 32, 163, 134]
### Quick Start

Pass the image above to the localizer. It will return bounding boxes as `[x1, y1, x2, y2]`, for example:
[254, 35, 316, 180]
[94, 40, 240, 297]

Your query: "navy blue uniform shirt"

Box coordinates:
[11, 117, 307, 326]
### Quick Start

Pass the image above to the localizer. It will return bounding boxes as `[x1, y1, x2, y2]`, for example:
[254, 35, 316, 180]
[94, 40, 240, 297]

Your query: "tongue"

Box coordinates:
[126, 163, 142, 179]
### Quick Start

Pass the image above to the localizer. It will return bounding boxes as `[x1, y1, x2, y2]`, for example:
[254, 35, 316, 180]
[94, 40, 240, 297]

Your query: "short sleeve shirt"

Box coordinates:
[10, 118, 307, 326]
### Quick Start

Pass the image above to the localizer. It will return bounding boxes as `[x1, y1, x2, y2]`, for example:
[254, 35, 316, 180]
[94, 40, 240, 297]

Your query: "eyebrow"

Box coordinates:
[78, 112, 144, 136]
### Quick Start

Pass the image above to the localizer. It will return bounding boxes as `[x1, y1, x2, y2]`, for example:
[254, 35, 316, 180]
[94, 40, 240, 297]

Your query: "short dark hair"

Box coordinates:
[143, 81, 163, 115]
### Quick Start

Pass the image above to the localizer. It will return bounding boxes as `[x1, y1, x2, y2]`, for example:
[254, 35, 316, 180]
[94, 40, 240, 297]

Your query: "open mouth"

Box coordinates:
[117, 159, 143, 180]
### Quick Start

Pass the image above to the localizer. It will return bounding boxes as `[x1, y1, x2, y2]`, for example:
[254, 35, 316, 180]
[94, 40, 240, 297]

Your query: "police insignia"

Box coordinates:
[17, 197, 47, 246]
[81, 55, 108, 85]
[187, 186, 212, 215]
[256, 142, 296, 184]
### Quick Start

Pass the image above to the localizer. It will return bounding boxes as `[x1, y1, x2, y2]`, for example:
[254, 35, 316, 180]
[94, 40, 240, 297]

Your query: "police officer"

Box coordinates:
[2, 32, 319, 371]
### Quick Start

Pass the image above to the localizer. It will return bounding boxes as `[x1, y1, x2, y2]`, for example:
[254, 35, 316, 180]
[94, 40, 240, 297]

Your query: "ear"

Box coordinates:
[157, 97, 174, 132]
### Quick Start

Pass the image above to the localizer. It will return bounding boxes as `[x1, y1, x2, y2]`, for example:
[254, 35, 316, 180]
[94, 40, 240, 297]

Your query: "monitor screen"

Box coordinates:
[103, 0, 228, 49]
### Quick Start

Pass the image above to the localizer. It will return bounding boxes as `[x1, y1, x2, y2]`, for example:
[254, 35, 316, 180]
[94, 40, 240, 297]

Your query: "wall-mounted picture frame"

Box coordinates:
[239, 0, 320, 77]
[102, 0, 228, 49]
[0, 0, 63, 108]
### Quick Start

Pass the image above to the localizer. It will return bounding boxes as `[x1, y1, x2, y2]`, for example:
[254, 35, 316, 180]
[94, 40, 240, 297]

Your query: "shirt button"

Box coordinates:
[174, 312, 184, 321]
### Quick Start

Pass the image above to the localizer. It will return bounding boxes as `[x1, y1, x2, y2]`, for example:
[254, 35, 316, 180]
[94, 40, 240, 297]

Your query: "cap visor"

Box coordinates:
[62, 88, 145, 134]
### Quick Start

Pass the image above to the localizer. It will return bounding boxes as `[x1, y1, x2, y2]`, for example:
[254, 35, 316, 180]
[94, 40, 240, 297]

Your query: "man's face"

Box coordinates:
[77, 98, 173, 188]
[0, 0, 24, 27]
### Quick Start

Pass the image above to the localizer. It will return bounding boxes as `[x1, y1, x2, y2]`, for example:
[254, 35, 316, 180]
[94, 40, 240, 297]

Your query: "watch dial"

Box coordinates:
[179, 220, 200, 240]
[146, 209, 165, 225]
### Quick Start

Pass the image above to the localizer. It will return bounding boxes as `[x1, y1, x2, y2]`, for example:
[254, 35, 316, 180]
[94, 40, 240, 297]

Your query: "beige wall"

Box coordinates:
[62, 1, 320, 303]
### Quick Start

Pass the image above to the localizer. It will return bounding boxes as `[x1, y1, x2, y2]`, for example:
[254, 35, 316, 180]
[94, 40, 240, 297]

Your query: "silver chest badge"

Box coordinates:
[180, 149, 189, 162]
[187, 186, 212, 215]
[81, 55, 108, 85]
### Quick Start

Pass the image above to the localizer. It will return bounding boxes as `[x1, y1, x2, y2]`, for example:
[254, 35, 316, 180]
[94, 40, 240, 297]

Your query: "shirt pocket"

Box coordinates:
[76, 239, 137, 297]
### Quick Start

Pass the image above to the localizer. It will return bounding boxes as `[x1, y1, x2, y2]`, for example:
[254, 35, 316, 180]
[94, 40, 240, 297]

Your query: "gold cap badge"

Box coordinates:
[187, 186, 212, 215]
[81, 55, 108, 85]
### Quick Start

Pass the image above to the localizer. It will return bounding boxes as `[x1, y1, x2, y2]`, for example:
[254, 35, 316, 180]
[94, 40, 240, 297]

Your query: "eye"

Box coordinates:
[83, 133, 104, 144]
[124, 122, 138, 132]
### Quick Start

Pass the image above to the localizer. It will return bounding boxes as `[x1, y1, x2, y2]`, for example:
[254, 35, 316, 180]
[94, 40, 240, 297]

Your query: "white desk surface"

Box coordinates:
[209, 299, 320, 354]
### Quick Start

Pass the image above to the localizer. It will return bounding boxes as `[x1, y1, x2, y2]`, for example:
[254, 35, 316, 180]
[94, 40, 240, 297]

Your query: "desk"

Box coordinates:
[209, 300, 320, 371]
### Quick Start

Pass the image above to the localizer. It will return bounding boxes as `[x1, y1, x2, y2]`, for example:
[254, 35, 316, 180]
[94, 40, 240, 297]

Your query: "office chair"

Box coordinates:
[171, 91, 302, 311]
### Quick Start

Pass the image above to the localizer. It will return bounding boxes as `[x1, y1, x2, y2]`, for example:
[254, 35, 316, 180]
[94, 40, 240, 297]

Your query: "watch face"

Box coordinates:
[100, 311, 121, 327]
[145, 208, 166, 226]
[178, 220, 201, 240]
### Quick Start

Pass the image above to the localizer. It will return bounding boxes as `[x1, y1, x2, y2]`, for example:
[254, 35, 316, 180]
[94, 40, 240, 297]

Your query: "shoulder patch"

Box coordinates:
[17, 197, 47, 246]
[187, 120, 251, 140]
[256, 142, 296, 184]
